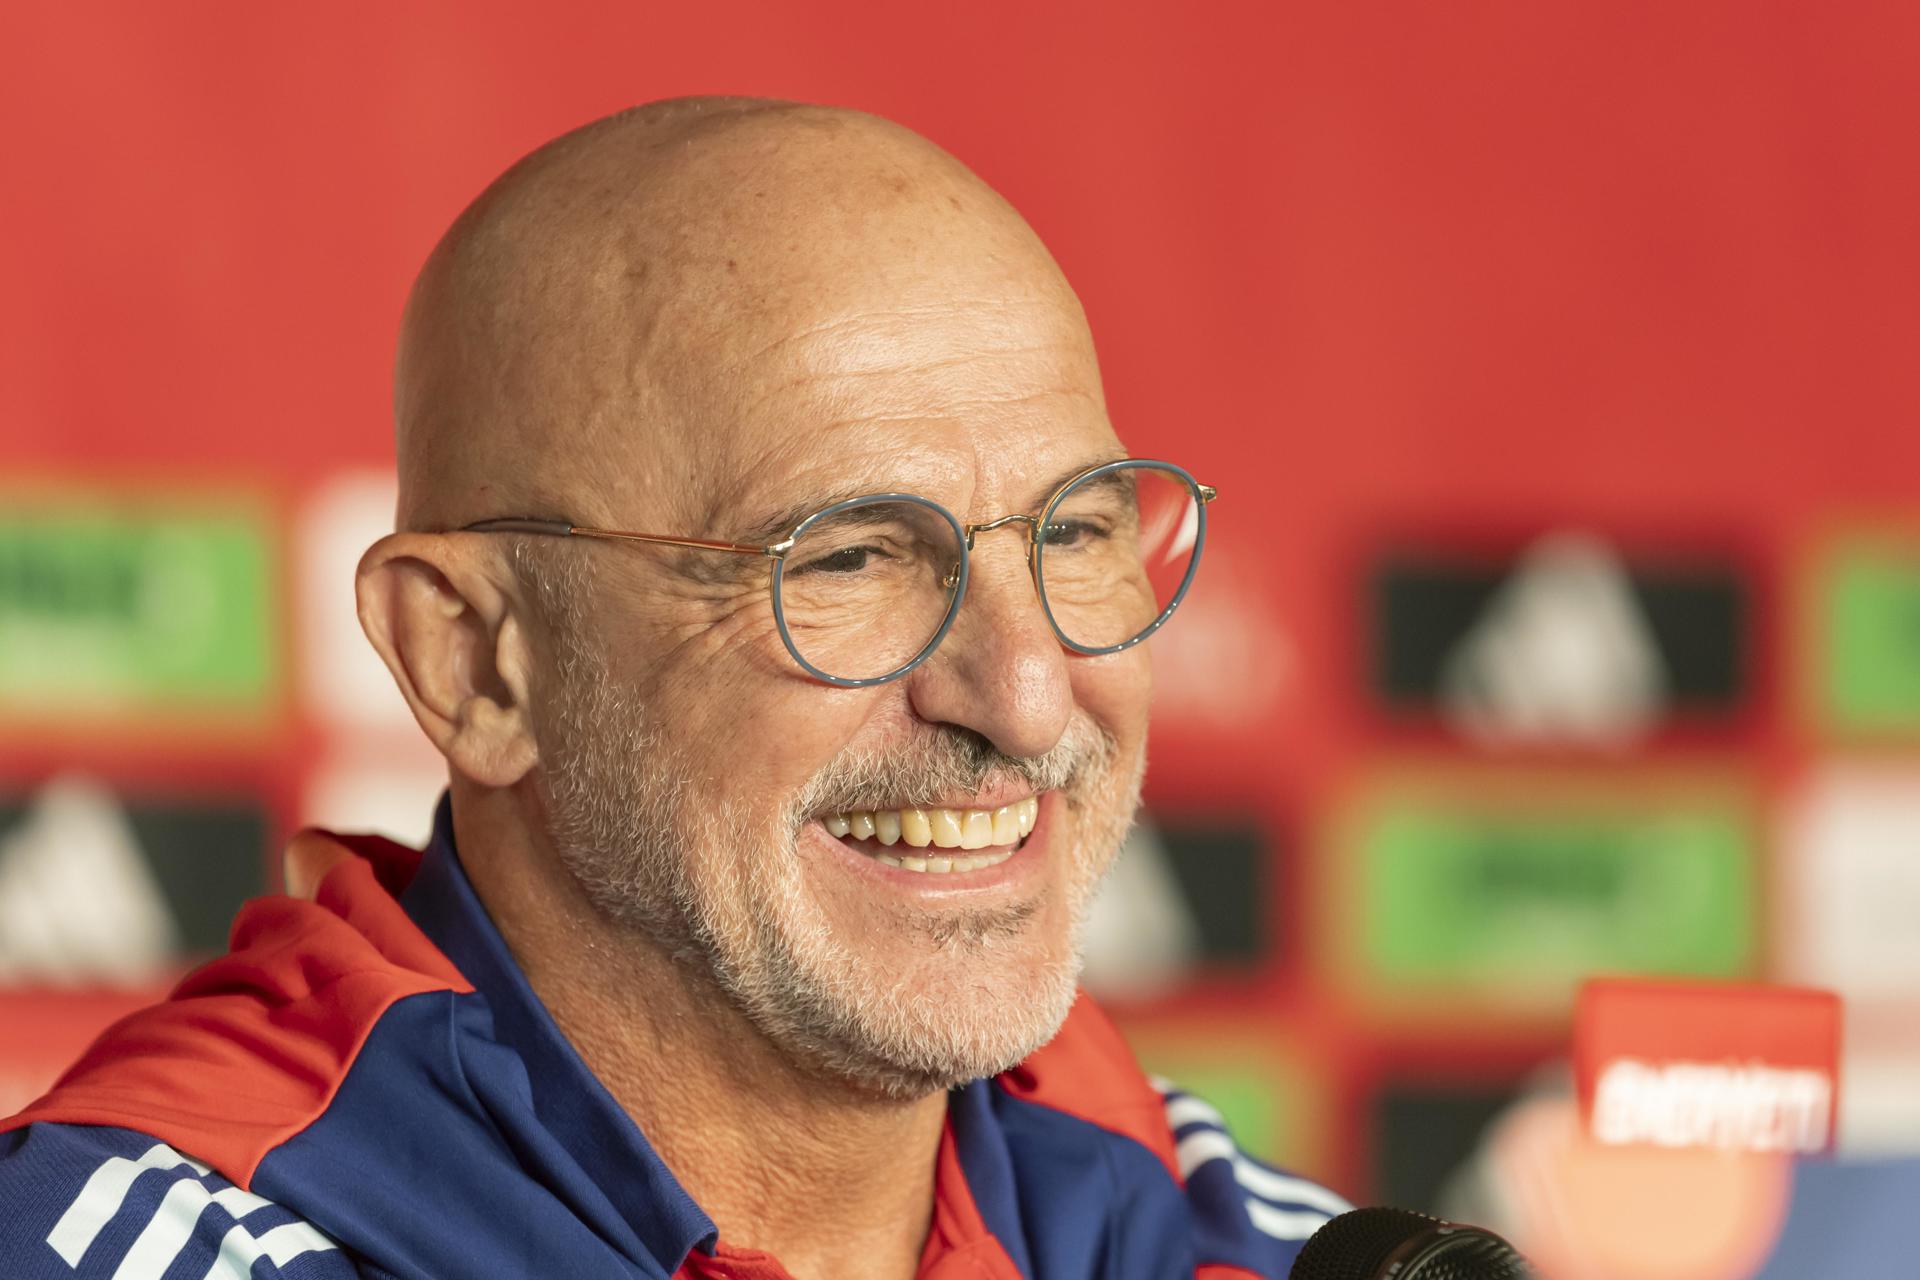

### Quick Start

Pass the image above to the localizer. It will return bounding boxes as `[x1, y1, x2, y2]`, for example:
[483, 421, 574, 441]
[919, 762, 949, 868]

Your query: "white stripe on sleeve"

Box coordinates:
[1245, 1198, 1334, 1241]
[47, 1143, 209, 1266]
[201, 1219, 340, 1280]
[113, 1174, 223, 1280]
[1164, 1094, 1230, 1133]
[1175, 1124, 1355, 1217]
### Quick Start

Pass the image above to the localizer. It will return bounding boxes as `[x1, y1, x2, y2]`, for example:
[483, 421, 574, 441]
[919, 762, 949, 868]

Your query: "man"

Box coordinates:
[1, 98, 1347, 1278]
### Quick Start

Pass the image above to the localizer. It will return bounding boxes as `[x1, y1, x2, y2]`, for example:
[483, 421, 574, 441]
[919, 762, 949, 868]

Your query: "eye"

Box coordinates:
[792, 544, 879, 575]
[1041, 519, 1106, 548]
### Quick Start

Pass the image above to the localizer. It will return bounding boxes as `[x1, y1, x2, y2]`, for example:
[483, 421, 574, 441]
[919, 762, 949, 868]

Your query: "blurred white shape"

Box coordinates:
[1166, 493, 1200, 561]
[1441, 533, 1667, 749]
[1080, 820, 1202, 1000]
[298, 470, 417, 734]
[1837, 1047, 1920, 1156]
[1782, 766, 1920, 999]
[1782, 766, 1920, 1155]
[302, 748, 447, 848]
[0, 776, 179, 986]
[1590, 1057, 1831, 1153]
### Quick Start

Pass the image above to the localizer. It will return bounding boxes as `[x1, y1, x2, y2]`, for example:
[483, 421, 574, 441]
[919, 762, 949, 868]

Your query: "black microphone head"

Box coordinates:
[1290, 1207, 1533, 1280]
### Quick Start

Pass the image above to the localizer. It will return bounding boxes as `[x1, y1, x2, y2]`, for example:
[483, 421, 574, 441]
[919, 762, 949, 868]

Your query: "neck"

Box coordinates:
[451, 786, 946, 1280]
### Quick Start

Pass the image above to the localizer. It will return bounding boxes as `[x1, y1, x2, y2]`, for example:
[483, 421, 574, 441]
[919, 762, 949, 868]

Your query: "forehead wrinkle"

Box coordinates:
[813, 387, 1108, 431]
[734, 316, 1102, 433]
[783, 344, 1056, 386]
[694, 409, 1118, 550]
[698, 440, 974, 541]
[735, 293, 1076, 358]
[627, 296, 1091, 523]
[715, 296, 1085, 397]
[735, 348, 1084, 424]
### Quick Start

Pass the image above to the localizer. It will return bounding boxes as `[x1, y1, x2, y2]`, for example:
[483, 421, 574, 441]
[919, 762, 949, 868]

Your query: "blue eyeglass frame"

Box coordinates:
[460, 456, 1216, 688]
[1031, 457, 1212, 663]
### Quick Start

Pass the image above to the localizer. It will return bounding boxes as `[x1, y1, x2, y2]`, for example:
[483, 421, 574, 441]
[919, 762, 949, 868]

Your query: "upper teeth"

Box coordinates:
[823, 797, 1039, 850]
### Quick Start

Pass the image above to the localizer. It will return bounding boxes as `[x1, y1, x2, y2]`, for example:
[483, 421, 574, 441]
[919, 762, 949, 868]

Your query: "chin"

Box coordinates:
[762, 926, 1086, 1101]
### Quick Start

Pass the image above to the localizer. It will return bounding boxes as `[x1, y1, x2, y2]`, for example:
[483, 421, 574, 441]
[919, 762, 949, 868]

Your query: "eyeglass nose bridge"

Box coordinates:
[962, 512, 1040, 551]
[944, 512, 1041, 591]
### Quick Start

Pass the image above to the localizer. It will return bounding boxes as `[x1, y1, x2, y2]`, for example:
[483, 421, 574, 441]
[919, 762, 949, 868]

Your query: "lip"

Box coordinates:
[802, 789, 1057, 897]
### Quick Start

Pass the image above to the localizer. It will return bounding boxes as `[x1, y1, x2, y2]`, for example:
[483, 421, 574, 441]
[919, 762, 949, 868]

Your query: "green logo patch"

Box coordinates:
[1819, 536, 1920, 736]
[1349, 781, 1755, 1009]
[0, 498, 276, 719]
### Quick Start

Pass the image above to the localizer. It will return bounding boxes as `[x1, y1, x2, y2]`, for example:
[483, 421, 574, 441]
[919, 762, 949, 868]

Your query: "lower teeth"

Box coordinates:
[871, 849, 1014, 874]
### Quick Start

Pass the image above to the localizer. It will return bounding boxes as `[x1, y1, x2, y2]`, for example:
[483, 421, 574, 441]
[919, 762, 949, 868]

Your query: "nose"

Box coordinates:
[905, 524, 1072, 761]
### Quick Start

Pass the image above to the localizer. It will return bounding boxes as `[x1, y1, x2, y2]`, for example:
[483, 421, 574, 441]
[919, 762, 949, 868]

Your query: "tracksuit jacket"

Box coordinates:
[0, 799, 1349, 1278]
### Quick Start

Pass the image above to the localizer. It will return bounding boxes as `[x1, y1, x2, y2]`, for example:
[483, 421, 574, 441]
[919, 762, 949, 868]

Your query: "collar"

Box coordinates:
[402, 795, 1023, 1280]
[401, 793, 719, 1271]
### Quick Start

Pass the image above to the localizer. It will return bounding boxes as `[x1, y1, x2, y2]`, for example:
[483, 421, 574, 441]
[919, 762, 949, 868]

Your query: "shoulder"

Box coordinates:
[2, 833, 470, 1189]
[1153, 1075, 1352, 1277]
[993, 996, 1352, 1278]
[0, 1121, 362, 1278]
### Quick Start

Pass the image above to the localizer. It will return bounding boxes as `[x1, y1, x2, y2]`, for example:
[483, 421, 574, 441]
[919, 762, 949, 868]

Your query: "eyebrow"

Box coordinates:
[1031, 453, 1129, 504]
[728, 453, 1130, 547]
[731, 489, 872, 547]
[1056, 463, 1136, 503]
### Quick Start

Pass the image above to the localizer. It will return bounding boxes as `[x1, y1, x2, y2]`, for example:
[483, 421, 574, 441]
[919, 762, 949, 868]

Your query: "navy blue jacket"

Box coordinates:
[1, 804, 1346, 1278]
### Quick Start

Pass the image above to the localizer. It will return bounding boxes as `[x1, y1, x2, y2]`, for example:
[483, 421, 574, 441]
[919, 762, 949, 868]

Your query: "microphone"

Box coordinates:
[1290, 1207, 1533, 1279]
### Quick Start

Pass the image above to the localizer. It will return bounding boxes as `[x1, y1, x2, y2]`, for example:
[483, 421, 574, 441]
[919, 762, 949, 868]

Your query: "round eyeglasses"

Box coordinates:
[462, 457, 1216, 688]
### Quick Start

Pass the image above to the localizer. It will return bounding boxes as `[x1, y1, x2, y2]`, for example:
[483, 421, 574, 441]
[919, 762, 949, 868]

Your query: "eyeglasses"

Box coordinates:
[461, 457, 1216, 688]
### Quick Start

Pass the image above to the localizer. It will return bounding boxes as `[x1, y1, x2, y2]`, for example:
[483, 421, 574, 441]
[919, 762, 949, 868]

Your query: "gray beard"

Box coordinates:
[528, 615, 1142, 1099]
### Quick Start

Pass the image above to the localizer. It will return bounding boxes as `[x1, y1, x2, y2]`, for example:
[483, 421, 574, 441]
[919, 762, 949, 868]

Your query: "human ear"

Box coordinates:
[355, 532, 539, 788]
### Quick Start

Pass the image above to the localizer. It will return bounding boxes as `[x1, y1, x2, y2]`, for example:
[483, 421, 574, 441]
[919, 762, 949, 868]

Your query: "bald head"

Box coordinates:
[394, 97, 1101, 536]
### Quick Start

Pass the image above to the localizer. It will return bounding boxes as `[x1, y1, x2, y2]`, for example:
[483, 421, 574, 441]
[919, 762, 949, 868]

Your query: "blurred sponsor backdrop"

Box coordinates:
[3, 4, 1918, 1272]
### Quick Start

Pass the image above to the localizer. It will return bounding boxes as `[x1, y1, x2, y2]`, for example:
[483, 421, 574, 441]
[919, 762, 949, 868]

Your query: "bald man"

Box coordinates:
[1, 99, 1348, 1279]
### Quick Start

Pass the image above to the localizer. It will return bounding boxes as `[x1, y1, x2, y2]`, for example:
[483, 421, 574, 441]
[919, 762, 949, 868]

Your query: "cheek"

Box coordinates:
[639, 637, 887, 837]
[627, 576, 787, 672]
[603, 567, 909, 822]
[1070, 646, 1152, 747]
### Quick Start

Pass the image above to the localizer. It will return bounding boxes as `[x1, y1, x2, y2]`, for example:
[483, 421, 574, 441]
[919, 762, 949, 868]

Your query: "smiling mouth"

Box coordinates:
[818, 797, 1040, 875]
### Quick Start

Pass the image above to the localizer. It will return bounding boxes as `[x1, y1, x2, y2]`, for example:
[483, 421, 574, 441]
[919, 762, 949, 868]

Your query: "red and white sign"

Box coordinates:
[1574, 978, 1842, 1155]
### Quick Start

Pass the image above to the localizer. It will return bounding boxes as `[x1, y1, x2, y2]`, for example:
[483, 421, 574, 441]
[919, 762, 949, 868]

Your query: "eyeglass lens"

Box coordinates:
[777, 499, 963, 682]
[775, 464, 1203, 683]
[1037, 463, 1201, 652]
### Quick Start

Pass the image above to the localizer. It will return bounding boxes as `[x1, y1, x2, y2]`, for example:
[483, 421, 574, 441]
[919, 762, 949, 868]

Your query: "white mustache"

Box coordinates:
[791, 719, 1115, 825]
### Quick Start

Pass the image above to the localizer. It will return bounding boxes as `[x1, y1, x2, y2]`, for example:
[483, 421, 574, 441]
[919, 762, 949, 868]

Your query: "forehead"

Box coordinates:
[679, 284, 1120, 538]
[551, 123, 1120, 533]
